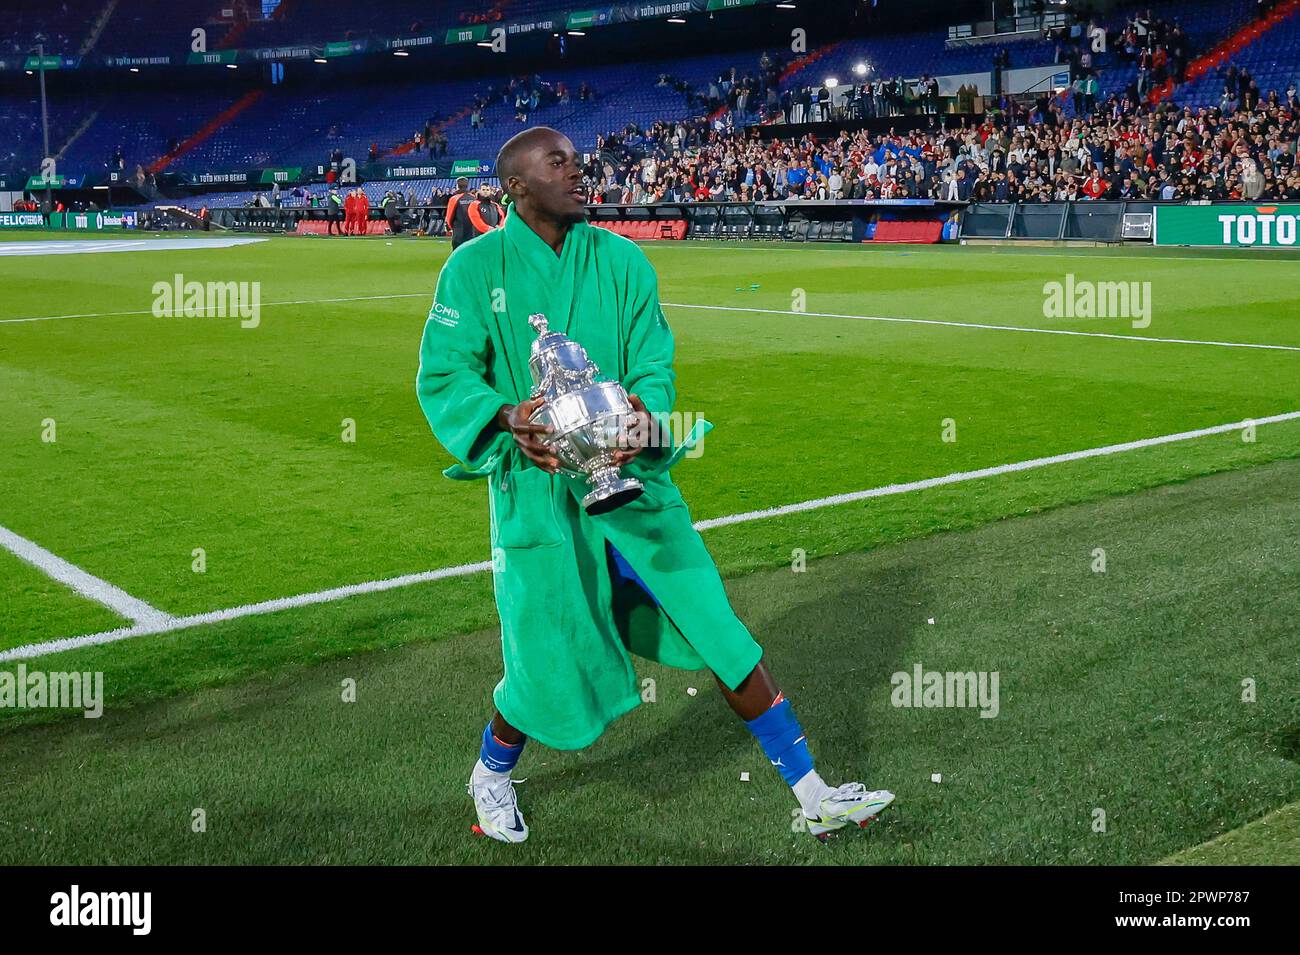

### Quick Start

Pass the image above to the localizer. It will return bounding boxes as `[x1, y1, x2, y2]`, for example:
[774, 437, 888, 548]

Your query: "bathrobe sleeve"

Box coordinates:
[416, 252, 513, 476]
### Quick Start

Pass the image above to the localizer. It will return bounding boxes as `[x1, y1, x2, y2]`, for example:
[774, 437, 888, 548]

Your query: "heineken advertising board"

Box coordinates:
[1154, 204, 1300, 248]
[26, 174, 84, 190]
[450, 159, 494, 176]
[566, 8, 614, 29]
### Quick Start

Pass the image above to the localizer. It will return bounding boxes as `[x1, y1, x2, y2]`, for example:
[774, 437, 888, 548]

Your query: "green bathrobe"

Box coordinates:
[416, 212, 763, 750]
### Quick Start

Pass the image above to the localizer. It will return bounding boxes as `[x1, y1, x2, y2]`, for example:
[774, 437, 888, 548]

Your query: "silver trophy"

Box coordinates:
[526, 313, 644, 515]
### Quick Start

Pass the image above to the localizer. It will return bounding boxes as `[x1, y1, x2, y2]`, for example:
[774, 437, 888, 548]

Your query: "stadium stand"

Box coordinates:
[1169, 0, 1300, 107]
[36, 0, 1268, 183]
[8, 0, 1300, 226]
[0, 0, 103, 56]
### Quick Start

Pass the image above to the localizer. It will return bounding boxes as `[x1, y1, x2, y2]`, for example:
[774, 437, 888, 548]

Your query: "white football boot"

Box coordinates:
[467, 760, 529, 844]
[806, 782, 895, 841]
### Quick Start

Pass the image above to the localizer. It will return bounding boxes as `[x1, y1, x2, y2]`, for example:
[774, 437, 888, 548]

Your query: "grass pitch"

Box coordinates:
[0, 233, 1297, 864]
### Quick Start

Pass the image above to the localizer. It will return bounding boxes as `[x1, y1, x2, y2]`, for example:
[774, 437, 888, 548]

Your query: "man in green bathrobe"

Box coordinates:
[417, 126, 894, 844]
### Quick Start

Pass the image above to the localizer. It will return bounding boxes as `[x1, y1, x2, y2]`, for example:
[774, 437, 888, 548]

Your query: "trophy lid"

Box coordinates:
[528, 312, 595, 389]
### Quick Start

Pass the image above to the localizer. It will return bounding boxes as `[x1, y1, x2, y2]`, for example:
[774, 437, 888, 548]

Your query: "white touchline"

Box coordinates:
[2, 409, 1297, 663]
[694, 409, 1299, 529]
[661, 303, 1300, 352]
[0, 525, 172, 627]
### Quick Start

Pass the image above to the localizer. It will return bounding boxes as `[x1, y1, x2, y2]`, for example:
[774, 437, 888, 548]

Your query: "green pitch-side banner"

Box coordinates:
[445, 25, 489, 44]
[187, 49, 239, 65]
[259, 167, 303, 184]
[24, 55, 80, 70]
[50, 212, 105, 231]
[450, 159, 494, 176]
[25, 173, 85, 190]
[567, 8, 614, 28]
[1155, 204, 1300, 248]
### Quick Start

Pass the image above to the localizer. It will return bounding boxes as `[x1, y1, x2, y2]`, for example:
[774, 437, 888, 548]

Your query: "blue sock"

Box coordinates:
[480, 721, 525, 774]
[744, 695, 815, 787]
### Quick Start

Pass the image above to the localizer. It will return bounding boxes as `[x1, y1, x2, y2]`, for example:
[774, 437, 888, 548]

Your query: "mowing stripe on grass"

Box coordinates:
[662, 303, 1300, 353]
[6, 292, 1300, 352]
[0, 524, 172, 626]
[0, 292, 431, 325]
[2, 409, 1296, 663]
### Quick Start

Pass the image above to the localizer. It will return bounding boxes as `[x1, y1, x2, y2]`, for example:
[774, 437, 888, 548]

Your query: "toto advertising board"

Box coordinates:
[1155, 203, 1300, 248]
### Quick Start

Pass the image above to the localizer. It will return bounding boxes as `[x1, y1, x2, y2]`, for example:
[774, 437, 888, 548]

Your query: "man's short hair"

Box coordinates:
[456, 177, 470, 189]
[495, 126, 565, 190]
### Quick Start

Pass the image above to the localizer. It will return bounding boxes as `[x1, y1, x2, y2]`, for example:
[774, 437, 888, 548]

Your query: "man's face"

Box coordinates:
[508, 131, 587, 222]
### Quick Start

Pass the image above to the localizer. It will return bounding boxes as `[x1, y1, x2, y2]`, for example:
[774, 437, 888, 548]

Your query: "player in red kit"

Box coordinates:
[343, 190, 356, 235]
[358, 190, 371, 236]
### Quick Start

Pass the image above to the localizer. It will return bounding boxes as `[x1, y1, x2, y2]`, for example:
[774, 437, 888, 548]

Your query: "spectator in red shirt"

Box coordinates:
[1081, 169, 1108, 199]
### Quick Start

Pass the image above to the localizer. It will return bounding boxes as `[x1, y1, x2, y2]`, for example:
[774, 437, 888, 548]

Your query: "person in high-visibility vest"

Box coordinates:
[445, 179, 504, 249]
[444, 178, 472, 246]
[326, 186, 343, 235]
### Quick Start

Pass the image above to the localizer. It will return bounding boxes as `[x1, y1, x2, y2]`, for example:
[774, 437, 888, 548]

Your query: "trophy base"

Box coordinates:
[583, 474, 644, 515]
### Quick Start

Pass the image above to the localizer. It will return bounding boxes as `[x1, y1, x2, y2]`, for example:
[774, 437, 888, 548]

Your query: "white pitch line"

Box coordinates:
[695, 409, 1300, 529]
[0, 561, 491, 662]
[0, 525, 172, 627]
[0, 292, 431, 326]
[3, 409, 1297, 663]
[661, 302, 1300, 352]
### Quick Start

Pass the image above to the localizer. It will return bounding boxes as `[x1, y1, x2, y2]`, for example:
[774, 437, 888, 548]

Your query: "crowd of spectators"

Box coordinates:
[1, 1, 80, 55]
[470, 73, 595, 130]
[665, 52, 789, 124]
[582, 67, 1300, 204]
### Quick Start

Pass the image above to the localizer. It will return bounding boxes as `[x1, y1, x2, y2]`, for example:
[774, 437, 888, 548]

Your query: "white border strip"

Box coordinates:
[0, 525, 172, 626]
[661, 303, 1300, 353]
[2, 409, 1296, 663]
